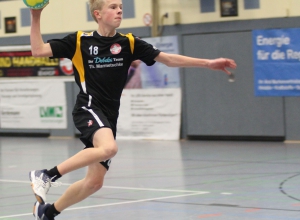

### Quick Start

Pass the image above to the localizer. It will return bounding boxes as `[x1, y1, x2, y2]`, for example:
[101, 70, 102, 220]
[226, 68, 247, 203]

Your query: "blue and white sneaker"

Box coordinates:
[29, 170, 61, 204]
[33, 201, 51, 220]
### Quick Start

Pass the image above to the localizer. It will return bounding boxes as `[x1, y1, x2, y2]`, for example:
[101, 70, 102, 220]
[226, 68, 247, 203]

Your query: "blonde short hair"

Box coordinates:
[89, 0, 106, 23]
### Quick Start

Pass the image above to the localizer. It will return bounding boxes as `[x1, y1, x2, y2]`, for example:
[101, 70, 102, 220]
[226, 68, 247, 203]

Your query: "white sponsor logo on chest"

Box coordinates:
[110, 43, 122, 54]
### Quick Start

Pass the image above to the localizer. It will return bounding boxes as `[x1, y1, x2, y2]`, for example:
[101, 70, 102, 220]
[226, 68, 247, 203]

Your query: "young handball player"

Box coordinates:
[28, 0, 237, 219]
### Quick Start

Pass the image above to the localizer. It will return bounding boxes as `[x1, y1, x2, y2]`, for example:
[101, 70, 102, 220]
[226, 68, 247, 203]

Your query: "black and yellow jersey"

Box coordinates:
[49, 31, 160, 120]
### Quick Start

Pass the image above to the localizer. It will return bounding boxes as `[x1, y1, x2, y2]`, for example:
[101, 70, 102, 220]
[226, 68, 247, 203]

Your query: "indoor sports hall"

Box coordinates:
[1, 0, 300, 219]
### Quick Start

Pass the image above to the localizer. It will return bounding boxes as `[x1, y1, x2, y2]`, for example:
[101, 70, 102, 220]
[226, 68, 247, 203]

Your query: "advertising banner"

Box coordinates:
[253, 28, 300, 96]
[125, 36, 181, 89]
[0, 81, 67, 129]
[121, 36, 182, 140]
[117, 88, 181, 140]
[0, 50, 73, 77]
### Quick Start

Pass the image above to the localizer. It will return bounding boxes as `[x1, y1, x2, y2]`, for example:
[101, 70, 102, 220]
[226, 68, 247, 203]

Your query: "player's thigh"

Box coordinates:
[93, 128, 118, 151]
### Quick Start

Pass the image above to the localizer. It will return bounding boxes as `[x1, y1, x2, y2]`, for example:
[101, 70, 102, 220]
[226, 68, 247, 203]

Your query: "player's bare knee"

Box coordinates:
[94, 142, 118, 159]
[104, 142, 118, 158]
[84, 178, 104, 192]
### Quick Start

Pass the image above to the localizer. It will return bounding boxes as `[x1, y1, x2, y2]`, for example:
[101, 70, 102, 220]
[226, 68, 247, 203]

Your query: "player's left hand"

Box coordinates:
[207, 58, 237, 75]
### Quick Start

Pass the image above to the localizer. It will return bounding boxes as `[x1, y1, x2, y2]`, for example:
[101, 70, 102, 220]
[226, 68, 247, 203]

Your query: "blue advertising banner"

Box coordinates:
[253, 28, 300, 96]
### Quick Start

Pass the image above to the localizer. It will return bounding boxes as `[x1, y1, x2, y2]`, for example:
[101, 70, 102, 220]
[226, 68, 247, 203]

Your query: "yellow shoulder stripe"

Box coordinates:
[72, 31, 85, 83]
[120, 33, 135, 54]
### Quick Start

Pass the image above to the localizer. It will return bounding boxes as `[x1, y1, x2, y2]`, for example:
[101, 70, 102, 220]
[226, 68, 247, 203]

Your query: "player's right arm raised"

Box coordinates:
[30, 8, 53, 57]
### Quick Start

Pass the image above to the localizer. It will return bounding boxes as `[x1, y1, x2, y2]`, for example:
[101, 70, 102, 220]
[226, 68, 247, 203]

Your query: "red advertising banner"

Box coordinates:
[0, 51, 73, 77]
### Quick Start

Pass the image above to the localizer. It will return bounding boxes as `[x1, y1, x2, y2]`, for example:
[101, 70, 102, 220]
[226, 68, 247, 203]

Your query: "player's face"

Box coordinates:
[100, 0, 123, 28]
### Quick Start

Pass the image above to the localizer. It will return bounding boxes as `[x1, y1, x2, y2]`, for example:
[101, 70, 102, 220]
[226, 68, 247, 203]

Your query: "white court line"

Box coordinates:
[0, 179, 209, 219]
[66, 192, 207, 211]
[0, 213, 32, 219]
[221, 192, 233, 195]
[102, 185, 208, 193]
[0, 192, 206, 219]
[0, 179, 209, 194]
[0, 179, 29, 184]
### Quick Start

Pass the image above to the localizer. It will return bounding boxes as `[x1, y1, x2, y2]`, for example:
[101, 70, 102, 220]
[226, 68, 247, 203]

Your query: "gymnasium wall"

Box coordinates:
[0, 0, 300, 37]
[0, 0, 300, 141]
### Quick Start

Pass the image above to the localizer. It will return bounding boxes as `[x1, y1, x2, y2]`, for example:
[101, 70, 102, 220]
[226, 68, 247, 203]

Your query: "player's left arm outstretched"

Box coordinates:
[155, 52, 237, 75]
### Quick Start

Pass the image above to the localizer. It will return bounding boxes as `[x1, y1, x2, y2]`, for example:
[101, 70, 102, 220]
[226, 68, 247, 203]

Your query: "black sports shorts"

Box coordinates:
[72, 105, 117, 170]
